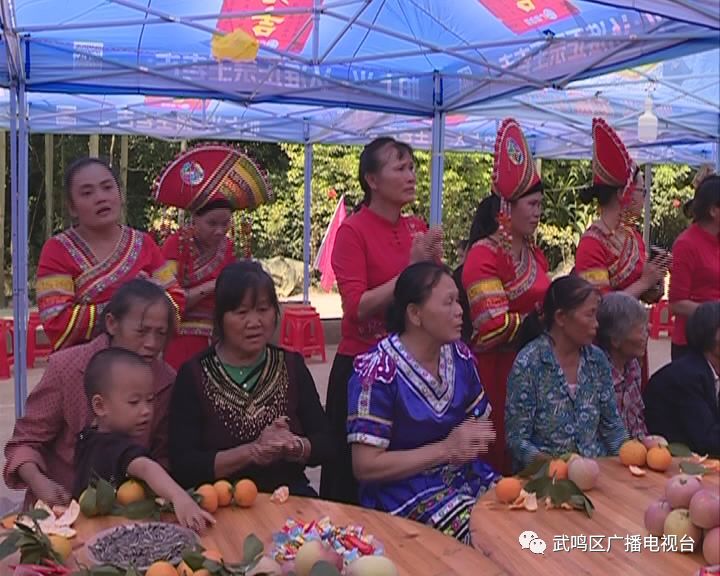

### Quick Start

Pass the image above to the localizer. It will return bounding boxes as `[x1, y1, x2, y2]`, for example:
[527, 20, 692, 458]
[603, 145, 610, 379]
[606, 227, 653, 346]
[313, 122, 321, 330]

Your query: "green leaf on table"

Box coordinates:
[0, 531, 21, 561]
[96, 478, 116, 515]
[680, 461, 708, 476]
[124, 567, 142, 576]
[309, 561, 343, 576]
[120, 499, 158, 519]
[548, 479, 576, 506]
[182, 549, 207, 571]
[21, 509, 50, 522]
[668, 443, 692, 457]
[518, 458, 549, 479]
[242, 533, 264, 564]
[524, 475, 552, 498]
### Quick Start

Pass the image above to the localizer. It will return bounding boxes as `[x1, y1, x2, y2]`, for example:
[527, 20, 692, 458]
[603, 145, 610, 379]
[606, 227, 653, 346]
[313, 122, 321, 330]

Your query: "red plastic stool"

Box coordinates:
[0, 319, 15, 379]
[279, 306, 326, 362]
[649, 300, 674, 339]
[27, 312, 52, 368]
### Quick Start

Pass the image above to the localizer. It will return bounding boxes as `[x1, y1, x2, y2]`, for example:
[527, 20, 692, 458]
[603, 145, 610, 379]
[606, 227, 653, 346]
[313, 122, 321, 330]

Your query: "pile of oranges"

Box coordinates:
[146, 549, 224, 576]
[194, 478, 259, 513]
[619, 439, 673, 473]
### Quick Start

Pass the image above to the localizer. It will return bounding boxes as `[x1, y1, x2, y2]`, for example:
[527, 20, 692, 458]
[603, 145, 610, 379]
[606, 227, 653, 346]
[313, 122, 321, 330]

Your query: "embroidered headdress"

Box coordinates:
[153, 144, 273, 260]
[592, 118, 637, 207]
[153, 144, 273, 213]
[490, 119, 542, 278]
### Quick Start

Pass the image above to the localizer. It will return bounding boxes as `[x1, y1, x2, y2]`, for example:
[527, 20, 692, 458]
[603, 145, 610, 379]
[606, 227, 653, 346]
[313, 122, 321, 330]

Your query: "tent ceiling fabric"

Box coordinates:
[4, 0, 718, 114]
[0, 0, 717, 163]
[0, 47, 716, 164]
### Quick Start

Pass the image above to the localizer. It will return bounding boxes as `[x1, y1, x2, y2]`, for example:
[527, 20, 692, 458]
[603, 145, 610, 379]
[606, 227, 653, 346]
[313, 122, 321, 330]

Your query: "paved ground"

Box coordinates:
[0, 330, 672, 510]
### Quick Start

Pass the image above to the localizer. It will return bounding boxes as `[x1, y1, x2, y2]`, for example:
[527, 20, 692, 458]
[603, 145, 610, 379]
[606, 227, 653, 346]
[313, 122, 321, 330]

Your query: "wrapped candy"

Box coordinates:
[272, 517, 383, 567]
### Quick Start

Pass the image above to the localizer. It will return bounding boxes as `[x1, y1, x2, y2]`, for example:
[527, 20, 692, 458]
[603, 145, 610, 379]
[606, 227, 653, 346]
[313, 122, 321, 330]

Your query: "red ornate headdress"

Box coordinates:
[492, 118, 541, 202]
[592, 118, 637, 206]
[490, 119, 542, 281]
[153, 144, 273, 213]
[153, 144, 273, 261]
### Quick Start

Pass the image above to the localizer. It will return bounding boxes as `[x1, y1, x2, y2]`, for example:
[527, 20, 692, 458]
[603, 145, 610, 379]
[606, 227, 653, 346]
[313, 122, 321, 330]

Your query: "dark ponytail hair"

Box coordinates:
[387, 262, 453, 334]
[690, 174, 720, 223]
[516, 275, 599, 351]
[468, 195, 501, 245]
[356, 137, 414, 212]
[64, 156, 120, 204]
[102, 278, 177, 335]
[580, 165, 641, 207]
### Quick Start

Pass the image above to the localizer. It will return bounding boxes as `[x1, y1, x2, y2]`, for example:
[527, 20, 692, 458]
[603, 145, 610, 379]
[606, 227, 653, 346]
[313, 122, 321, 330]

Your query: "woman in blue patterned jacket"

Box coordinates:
[505, 275, 627, 471]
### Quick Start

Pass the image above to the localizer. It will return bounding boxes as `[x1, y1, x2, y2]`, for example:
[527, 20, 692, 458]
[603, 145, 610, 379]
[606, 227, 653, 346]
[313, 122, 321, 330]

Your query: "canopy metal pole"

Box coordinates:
[429, 73, 445, 227]
[643, 163, 652, 250]
[11, 80, 29, 418]
[303, 124, 313, 304]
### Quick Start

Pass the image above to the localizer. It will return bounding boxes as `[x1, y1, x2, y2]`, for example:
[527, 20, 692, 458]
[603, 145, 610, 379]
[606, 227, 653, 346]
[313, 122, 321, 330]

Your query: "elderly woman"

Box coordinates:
[644, 302, 720, 456]
[348, 262, 498, 544]
[4, 280, 177, 506]
[169, 260, 333, 495]
[596, 292, 649, 439]
[505, 275, 627, 470]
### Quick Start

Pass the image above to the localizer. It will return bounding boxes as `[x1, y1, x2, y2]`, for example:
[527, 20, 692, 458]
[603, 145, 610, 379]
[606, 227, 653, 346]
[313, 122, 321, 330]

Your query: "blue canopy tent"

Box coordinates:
[0, 44, 718, 162]
[1, 0, 718, 414]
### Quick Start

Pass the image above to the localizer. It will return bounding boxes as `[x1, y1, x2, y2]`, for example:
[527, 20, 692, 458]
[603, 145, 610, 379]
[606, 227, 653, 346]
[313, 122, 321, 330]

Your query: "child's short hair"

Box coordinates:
[84, 348, 150, 401]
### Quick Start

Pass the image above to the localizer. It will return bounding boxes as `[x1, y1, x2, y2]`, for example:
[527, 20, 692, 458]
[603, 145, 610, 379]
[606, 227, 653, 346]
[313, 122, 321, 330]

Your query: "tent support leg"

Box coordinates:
[429, 75, 445, 227]
[11, 80, 29, 419]
[643, 163, 652, 251]
[303, 130, 313, 305]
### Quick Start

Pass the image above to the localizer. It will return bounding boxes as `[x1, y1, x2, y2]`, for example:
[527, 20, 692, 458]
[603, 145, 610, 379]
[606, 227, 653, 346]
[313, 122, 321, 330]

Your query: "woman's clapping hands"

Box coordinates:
[444, 418, 497, 466]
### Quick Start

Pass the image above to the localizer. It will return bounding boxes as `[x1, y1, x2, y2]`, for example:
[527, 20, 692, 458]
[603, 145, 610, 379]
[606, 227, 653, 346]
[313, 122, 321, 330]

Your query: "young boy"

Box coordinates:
[73, 348, 215, 532]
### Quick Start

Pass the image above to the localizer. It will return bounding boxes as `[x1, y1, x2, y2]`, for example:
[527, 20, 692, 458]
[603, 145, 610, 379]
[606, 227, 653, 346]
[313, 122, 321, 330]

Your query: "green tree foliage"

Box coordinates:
[648, 164, 694, 250]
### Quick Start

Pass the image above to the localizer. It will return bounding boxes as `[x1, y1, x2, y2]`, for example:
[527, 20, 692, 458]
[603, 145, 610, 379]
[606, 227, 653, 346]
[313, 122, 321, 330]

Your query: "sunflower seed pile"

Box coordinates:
[88, 522, 197, 568]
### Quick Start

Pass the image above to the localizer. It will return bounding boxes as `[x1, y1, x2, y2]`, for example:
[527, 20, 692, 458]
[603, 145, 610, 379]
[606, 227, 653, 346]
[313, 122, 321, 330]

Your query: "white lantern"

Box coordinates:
[638, 97, 658, 143]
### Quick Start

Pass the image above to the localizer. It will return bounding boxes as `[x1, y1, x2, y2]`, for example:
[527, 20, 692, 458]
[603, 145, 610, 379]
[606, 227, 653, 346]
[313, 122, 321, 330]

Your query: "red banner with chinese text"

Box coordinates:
[478, 0, 577, 35]
[217, 0, 315, 54]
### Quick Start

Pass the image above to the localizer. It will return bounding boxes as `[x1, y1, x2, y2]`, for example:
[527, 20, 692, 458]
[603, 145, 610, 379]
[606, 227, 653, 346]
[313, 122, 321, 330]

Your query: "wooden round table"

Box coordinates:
[3, 495, 504, 575]
[470, 458, 717, 575]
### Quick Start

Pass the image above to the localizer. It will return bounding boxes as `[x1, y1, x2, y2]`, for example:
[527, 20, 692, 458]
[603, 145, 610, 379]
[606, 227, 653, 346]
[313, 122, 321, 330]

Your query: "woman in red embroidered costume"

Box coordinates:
[461, 118, 550, 475]
[320, 137, 442, 504]
[36, 157, 184, 351]
[153, 145, 273, 370]
[575, 119, 670, 388]
[575, 118, 670, 303]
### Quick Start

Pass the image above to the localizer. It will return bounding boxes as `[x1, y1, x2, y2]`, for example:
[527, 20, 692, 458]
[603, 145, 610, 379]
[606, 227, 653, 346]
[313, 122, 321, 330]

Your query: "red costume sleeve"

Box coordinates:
[36, 238, 97, 350]
[332, 223, 367, 323]
[669, 234, 693, 303]
[160, 231, 181, 263]
[143, 233, 186, 320]
[462, 243, 522, 354]
[575, 235, 612, 294]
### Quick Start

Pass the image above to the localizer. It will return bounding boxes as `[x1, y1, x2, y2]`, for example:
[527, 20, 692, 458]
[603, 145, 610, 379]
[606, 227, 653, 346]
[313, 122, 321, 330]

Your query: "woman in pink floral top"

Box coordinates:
[596, 292, 649, 438]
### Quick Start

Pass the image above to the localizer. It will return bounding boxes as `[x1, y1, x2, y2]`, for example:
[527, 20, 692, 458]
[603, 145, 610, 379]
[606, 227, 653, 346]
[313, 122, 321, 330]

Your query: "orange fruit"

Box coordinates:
[213, 480, 233, 507]
[146, 561, 177, 576]
[619, 439, 647, 467]
[495, 477, 523, 503]
[195, 484, 219, 513]
[1, 514, 17, 530]
[116, 479, 146, 506]
[548, 459, 568, 480]
[233, 479, 258, 508]
[48, 535, 72, 562]
[647, 446, 672, 472]
[177, 563, 209, 576]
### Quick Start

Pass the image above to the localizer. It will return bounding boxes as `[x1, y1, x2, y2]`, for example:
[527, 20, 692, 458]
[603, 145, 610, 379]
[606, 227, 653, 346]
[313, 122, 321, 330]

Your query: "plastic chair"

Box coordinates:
[27, 311, 52, 368]
[279, 306, 326, 362]
[649, 300, 674, 339]
[0, 319, 14, 379]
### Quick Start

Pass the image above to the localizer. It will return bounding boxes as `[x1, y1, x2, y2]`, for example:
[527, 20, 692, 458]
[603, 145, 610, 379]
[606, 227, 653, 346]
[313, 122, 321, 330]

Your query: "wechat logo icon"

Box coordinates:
[519, 530, 547, 555]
